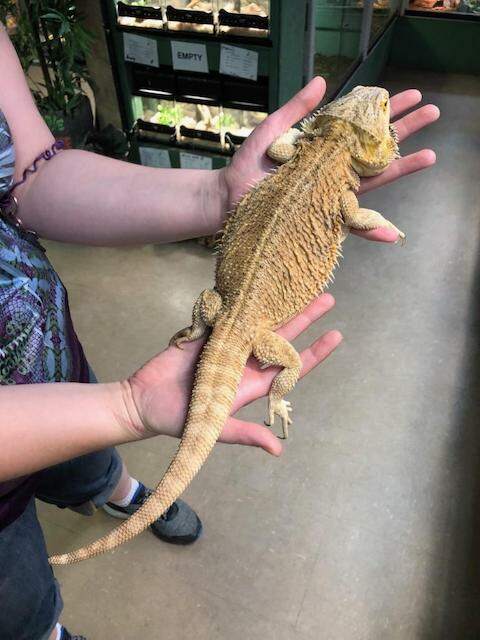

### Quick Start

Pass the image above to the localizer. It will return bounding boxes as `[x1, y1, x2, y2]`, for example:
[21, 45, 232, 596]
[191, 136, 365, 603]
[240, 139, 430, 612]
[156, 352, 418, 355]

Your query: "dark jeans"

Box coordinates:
[0, 447, 122, 640]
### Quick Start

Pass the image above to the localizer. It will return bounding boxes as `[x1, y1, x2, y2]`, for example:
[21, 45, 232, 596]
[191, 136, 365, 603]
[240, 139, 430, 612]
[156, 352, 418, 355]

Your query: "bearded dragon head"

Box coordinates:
[302, 85, 400, 177]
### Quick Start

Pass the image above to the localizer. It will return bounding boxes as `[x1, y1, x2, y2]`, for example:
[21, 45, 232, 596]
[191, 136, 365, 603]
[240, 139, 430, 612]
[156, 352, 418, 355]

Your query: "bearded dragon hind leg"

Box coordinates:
[267, 128, 304, 164]
[170, 289, 222, 348]
[340, 191, 405, 243]
[253, 329, 301, 439]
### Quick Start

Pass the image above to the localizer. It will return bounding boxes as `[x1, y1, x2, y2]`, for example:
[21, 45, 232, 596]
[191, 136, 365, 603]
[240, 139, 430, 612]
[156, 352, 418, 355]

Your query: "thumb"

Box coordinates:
[266, 76, 326, 134]
[250, 76, 326, 154]
[219, 417, 283, 456]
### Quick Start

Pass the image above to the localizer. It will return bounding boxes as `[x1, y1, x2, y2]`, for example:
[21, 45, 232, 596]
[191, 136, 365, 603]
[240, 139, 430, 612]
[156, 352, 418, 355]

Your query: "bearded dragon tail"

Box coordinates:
[49, 320, 249, 565]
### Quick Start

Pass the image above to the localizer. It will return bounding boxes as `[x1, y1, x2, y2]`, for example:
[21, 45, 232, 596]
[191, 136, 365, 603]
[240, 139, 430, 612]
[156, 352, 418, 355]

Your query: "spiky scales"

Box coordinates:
[49, 85, 403, 566]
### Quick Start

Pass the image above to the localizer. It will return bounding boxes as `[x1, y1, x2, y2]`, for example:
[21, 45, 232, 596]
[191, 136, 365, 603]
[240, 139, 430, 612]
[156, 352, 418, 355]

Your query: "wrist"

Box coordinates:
[207, 168, 230, 231]
[109, 380, 146, 442]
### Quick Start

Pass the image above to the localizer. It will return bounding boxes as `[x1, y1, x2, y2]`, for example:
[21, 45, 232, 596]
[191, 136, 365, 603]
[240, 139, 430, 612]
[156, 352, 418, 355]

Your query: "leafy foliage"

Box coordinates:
[151, 103, 185, 126]
[43, 111, 65, 132]
[0, 1, 36, 69]
[1, 1, 93, 119]
[217, 111, 237, 129]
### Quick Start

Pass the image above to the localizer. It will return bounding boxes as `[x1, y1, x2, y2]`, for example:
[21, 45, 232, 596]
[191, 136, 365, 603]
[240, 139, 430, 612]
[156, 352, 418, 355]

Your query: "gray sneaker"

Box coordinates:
[103, 482, 203, 545]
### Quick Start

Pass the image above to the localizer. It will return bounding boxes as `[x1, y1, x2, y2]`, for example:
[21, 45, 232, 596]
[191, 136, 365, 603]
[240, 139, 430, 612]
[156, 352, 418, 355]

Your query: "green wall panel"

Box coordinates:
[339, 21, 395, 96]
[316, 30, 339, 53]
[390, 16, 480, 74]
[315, 6, 363, 60]
[316, 7, 344, 29]
[276, 0, 308, 105]
[315, 30, 361, 59]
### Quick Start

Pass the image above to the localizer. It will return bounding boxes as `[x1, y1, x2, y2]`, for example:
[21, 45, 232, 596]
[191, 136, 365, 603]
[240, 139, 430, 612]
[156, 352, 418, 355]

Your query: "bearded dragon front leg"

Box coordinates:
[267, 128, 304, 164]
[340, 191, 405, 241]
[170, 289, 222, 348]
[253, 329, 302, 439]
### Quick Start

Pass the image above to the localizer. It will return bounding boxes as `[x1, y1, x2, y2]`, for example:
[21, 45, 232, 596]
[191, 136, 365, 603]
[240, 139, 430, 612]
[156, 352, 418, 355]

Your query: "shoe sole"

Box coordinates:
[102, 503, 131, 520]
[102, 503, 203, 545]
[150, 521, 203, 546]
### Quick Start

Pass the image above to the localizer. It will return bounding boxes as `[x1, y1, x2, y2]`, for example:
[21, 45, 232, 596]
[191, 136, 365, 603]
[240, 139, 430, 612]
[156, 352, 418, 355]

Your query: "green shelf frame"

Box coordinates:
[101, 0, 318, 166]
[102, 0, 309, 128]
[130, 137, 231, 168]
[390, 14, 480, 74]
[103, 1, 477, 169]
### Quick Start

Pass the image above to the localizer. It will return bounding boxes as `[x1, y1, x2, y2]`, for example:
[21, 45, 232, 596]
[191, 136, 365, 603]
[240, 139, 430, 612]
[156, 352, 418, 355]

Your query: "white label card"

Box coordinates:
[171, 41, 209, 73]
[219, 44, 258, 81]
[180, 152, 212, 170]
[139, 147, 171, 168]
[124, 33, 158, 67]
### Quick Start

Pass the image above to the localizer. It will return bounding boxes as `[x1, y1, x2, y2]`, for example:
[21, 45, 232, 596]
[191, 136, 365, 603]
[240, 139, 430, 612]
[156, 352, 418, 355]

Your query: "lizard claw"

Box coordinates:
[169, 330, 190, 349]
[390, 224, 406, 246]
[266, 398, 293, 439]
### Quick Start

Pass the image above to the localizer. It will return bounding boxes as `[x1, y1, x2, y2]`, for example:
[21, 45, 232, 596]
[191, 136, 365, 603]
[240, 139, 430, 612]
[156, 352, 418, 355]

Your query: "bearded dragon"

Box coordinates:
[49, 86, 402, 565]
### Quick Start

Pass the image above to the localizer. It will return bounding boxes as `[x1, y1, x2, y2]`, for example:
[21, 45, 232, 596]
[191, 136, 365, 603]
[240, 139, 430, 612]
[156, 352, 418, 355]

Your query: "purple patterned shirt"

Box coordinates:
[0, 109, 90, 530]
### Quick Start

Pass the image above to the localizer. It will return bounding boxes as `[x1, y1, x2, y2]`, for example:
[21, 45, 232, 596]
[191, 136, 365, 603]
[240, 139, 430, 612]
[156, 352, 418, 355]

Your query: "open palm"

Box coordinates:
[223, 76, 439, 242]
[129, 294, 339, 456]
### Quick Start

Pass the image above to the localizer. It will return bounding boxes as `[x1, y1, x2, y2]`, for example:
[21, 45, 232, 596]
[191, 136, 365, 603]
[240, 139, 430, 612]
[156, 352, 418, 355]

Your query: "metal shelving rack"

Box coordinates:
[101, 0, 402, 171]
[101, 0, 310, 169]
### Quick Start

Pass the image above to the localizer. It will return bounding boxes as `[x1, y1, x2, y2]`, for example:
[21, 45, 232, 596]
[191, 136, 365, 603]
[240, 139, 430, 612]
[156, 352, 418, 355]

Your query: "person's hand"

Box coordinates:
[124, 294, 340, 456]
[221, 76, 440, 243]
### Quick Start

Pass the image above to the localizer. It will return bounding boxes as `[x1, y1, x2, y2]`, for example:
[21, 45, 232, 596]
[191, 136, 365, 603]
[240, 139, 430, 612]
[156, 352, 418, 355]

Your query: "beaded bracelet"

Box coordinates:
[0, 140, 65, 241]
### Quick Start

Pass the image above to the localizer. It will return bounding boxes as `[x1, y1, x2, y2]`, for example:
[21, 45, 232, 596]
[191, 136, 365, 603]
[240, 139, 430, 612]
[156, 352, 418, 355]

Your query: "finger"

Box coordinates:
[393, 104, 440, 143]
[220, 416, 283, 456]
[234, 77, 325, 172]
[350, 227, 400, 243]
[299, 330, 343, 378]
[276, 293, 336, 342]
[263, 76, 326, 134]
[246, 330, 342, 401]
[389, 89, 422, 119]
[359, 149, 436, 195]
[245, 77, 326, 160]
[166, 334, 206, 361]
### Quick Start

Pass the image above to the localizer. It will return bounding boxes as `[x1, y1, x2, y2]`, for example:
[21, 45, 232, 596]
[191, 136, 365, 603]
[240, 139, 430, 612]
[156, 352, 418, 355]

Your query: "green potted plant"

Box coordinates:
[0, 0, 94, 147]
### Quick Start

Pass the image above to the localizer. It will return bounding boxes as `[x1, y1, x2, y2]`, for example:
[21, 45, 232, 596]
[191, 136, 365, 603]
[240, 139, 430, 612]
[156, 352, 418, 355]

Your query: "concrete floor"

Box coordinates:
[37, 69, 480, 639]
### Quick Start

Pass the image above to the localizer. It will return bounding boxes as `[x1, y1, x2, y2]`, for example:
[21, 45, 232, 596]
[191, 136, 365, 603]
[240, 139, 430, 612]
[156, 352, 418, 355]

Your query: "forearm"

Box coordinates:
[0, 381, 141, 481]
[0, 27, 228, 245]
[17, 150, 228, 245]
